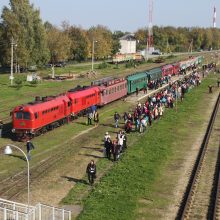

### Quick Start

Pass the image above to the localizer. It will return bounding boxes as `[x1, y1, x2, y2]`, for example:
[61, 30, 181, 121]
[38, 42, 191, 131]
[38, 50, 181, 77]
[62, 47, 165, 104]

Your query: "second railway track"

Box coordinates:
[177, 93, 220, 220]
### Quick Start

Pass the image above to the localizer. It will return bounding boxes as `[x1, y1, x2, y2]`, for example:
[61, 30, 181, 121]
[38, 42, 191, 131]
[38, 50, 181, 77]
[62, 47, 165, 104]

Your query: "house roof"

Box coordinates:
[120, 34, 136, 41]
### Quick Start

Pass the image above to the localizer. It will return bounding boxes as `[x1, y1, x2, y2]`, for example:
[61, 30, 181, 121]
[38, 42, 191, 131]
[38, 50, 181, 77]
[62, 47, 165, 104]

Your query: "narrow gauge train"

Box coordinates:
[11, 55, 203, 140]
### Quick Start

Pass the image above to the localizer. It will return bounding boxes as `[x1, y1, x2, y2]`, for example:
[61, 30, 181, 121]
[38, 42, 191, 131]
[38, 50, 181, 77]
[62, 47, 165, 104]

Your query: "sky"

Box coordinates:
[0, 0, 219, 32]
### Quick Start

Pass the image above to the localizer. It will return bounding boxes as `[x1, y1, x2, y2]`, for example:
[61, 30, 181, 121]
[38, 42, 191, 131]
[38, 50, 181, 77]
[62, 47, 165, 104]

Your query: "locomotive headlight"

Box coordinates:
[11, 128, 15, 133]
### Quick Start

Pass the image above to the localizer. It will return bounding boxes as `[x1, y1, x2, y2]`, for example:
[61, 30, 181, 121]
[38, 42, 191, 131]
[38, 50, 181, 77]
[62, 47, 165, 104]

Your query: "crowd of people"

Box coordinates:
[122, 71, 201, 134]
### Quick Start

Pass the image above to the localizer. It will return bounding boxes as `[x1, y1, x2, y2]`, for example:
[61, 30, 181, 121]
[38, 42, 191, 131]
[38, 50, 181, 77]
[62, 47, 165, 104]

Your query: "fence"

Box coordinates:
[35, 204, 71, 220]
[0, 198, 71, 220]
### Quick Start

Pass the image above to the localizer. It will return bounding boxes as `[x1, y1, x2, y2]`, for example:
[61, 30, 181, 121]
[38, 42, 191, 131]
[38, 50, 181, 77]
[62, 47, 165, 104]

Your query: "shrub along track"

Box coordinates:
[177, 93, 220, 220]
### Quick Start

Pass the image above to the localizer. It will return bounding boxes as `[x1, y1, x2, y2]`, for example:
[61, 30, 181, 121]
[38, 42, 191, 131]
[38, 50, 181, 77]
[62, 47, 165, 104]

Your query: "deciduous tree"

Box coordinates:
[0, 0, 49, 67]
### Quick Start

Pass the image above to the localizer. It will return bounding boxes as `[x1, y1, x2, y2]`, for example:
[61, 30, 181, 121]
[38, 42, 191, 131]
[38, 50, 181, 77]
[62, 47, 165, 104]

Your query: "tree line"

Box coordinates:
[0, 0, 220, 68]
[135, 26, 220, 53]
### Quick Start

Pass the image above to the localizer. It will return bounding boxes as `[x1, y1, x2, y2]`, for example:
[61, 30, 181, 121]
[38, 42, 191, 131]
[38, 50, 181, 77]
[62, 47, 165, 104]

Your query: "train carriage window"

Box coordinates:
[23, 112, 30, 120]
[68, 101, 71, 107]
[15, 112, 23, 119]
[34, 112, 38, 119]
[109, 89, 111, 94]
[115, 87, 117, 92]
[117, 86, 119, 91]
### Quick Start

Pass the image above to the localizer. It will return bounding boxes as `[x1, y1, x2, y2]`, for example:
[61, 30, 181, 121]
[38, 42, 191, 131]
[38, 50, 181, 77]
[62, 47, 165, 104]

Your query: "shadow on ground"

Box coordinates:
[61, 176, 88, 185]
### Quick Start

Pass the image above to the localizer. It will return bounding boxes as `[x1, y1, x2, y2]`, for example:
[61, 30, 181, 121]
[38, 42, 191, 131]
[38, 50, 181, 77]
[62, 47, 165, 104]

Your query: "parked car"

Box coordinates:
[55, 62, 66, 67]
[152, 50, 161, 55]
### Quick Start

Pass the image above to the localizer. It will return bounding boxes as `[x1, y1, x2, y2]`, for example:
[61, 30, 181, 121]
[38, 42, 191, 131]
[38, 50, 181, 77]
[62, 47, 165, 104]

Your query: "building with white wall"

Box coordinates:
[119, 34, 136, 54]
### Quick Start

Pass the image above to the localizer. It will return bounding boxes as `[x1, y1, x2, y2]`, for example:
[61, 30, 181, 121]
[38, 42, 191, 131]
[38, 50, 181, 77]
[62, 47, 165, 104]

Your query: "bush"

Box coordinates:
[113, 63, 119, 69]
[98, 61, 108, 69]
[14, 78, 23, 90]
[166, 54, 176, 59]
[125, 60, 135, 68]
[29, 79, 38, 87]
[146, 58, 153, 63]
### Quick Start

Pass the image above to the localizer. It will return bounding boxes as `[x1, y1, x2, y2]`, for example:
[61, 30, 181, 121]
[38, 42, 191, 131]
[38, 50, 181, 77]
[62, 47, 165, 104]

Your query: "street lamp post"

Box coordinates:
[10, 37, 15, 86]
[4, 144, 30, 218]
[92, 39, 97, 71]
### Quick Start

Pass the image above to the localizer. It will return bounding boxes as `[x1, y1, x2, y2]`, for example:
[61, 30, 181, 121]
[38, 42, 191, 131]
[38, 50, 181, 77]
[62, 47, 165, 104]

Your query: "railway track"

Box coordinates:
[213, 145, 220, 220]
[177, 93, 220, 220]
[0, 134, 83, 200]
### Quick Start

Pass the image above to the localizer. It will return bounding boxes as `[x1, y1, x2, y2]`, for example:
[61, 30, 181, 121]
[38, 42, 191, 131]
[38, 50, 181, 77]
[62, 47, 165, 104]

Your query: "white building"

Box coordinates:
[119, 34, 136, 54]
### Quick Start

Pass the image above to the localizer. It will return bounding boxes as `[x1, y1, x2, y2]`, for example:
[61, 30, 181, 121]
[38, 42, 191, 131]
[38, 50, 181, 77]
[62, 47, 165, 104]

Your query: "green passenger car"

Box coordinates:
[146, 67, 162, 81]
[127, 72, 148, 94]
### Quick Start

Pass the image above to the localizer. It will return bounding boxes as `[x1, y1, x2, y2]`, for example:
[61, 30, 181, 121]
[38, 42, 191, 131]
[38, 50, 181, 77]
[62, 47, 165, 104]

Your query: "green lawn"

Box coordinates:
[61, 73, 219, 220]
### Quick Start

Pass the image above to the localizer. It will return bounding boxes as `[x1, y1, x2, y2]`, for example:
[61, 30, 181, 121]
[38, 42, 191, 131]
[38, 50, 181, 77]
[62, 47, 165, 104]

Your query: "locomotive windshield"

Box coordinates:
[15, 112, 31, 120]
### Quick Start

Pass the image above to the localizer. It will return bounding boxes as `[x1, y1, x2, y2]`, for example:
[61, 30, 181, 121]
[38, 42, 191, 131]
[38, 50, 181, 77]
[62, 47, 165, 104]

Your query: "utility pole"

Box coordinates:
[92, 39, 97, 72]
[188, 39, 193, 54]
[147, 0, 154, 54]
[10, 37, 15, 86]
[146, 41, 149, 61]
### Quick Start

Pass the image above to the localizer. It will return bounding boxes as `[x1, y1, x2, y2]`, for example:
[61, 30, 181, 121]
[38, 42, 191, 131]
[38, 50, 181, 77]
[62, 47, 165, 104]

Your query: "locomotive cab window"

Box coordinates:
[23, 112, 30, 120]
[15, 112, 23, 119]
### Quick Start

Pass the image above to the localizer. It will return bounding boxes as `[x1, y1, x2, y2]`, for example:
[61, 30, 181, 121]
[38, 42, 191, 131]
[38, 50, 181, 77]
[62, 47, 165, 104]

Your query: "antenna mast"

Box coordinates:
[213, 6, 217, 28]
[147, 0, 154, 54]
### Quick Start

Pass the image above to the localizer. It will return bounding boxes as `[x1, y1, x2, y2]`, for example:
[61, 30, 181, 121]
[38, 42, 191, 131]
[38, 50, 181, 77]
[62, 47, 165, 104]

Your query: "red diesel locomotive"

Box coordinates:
[12, 95, 71, 139]
[12, 86, 101, 140]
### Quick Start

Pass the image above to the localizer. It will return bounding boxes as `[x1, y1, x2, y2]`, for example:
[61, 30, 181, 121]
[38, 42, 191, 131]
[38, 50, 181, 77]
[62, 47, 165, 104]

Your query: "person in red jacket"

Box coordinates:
[86, 160, 96, 185]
